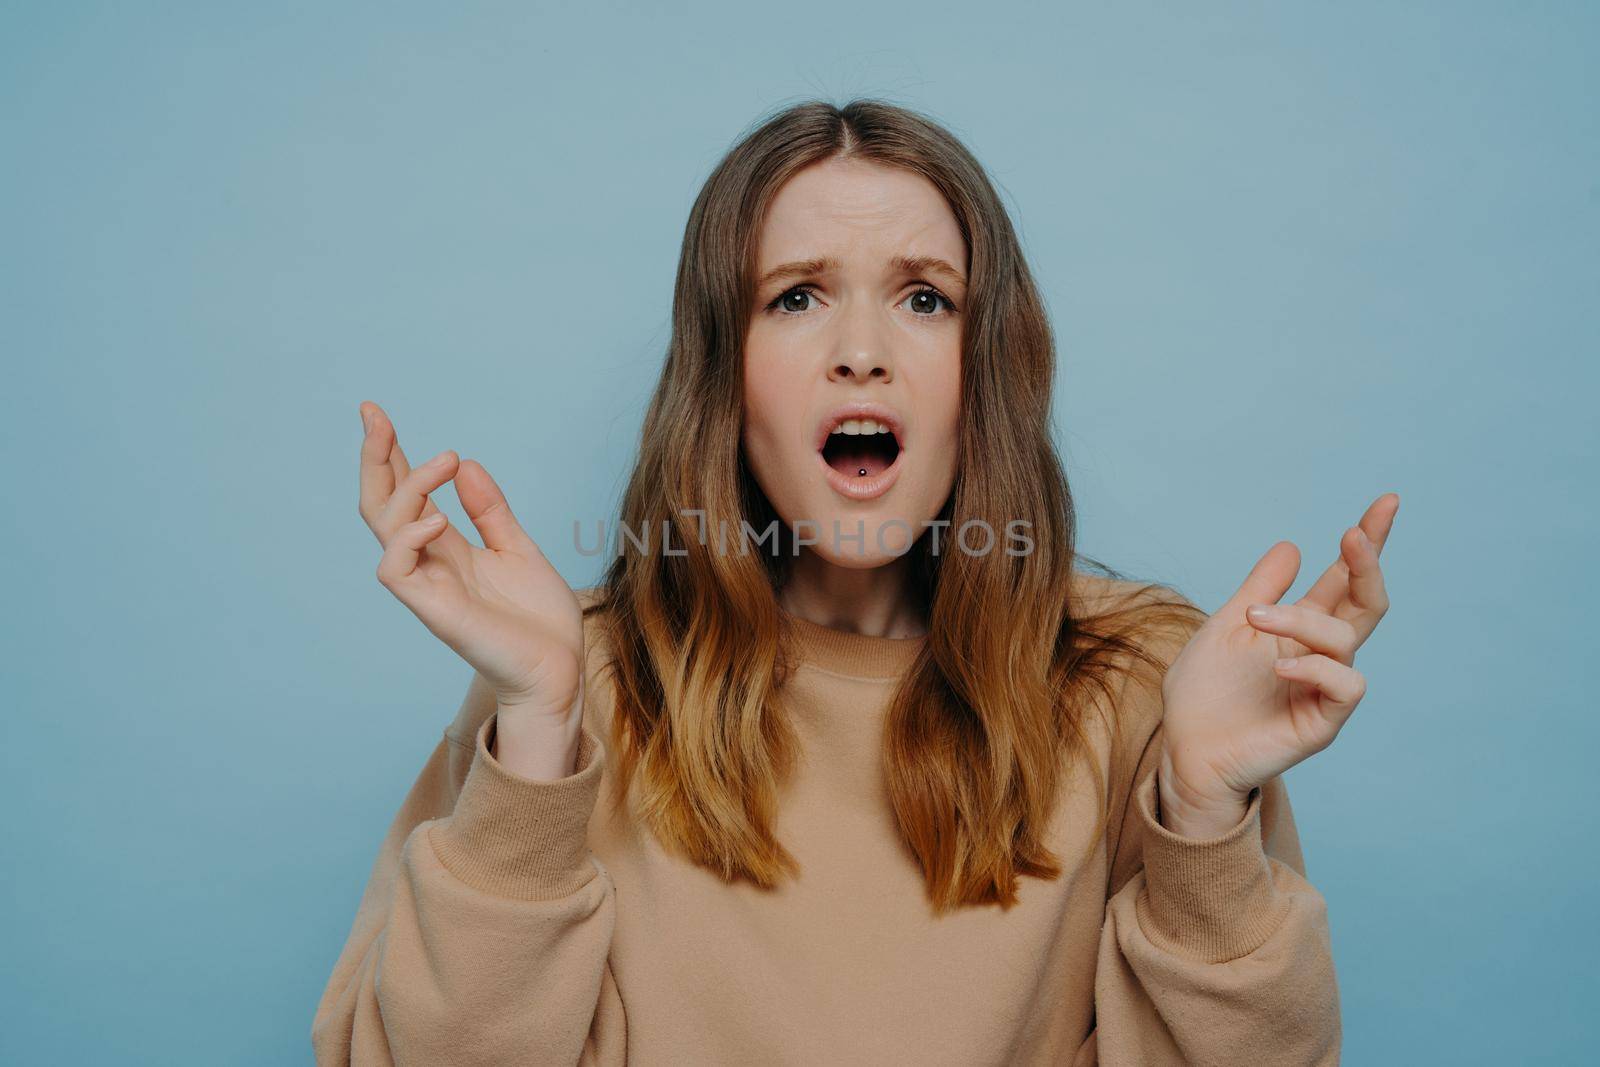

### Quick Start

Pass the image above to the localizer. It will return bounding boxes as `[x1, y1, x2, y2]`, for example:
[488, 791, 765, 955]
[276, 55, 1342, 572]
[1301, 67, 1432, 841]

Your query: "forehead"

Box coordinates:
[756, 157, 965, 265]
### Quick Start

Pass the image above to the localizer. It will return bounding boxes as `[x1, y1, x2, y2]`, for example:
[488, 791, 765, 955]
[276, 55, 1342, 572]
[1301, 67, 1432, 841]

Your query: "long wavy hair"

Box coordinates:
[585, 98, 1205, 913]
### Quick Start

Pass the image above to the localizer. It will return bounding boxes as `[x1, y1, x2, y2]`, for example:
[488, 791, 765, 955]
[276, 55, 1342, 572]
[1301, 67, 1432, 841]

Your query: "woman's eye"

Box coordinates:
[903, 288, 956, 316]
[767, 286, 819, 314]
[765, 285, 957, 316]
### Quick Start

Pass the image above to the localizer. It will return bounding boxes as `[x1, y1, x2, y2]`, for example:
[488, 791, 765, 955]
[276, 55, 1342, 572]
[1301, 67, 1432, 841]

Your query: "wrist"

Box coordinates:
[1156, 760, 1251, 839]
[492, 697, 583, 781]
[1157, 790, 1250, 838]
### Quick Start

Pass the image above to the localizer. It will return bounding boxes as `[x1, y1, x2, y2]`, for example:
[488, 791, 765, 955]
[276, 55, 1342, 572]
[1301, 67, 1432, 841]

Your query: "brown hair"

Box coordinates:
[585, 98, 1206, 912]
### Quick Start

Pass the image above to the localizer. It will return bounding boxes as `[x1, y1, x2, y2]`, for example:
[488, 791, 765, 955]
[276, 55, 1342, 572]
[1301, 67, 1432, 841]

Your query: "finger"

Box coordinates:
[1220, 540, 1302, 620]
[1273, 652, 1367, 729]
[358, 401, 398, 534]
[454, 458, 539, 556]
[375, 512, 450, 587]
[1245, 601, 1360, 662]
[374, 449, 460, 543]
[1302, 493, 1400, 613]
[365, 403, 444, 520]
[1336, 525, 1390, 642]
[384, 415, 418, 494]
[1363, 491, 1400, 554]
[362, 405, 480, 569]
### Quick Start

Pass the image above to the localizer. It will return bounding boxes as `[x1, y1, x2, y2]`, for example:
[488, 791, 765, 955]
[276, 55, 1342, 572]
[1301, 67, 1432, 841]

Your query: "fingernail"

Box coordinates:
[360, 407, 372, 433]
[425, 512, 446, 525]
[1357, 529, 1372, 550]
[1275, 657, 1298, 670]
[1247, 604, 1273, 621]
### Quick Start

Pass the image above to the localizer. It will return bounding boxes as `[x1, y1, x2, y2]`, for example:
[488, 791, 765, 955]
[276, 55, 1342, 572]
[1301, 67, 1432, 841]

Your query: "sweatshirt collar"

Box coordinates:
[781, 610, 926, 681]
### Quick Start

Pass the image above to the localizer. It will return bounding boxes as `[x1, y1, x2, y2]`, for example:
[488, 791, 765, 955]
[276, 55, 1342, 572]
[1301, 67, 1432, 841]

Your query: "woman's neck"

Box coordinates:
[778, 548, 926, 639]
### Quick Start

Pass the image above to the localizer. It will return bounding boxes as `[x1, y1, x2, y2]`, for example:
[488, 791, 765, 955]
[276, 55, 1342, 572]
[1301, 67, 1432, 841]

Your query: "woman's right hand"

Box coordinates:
[357, 401, 585, 734]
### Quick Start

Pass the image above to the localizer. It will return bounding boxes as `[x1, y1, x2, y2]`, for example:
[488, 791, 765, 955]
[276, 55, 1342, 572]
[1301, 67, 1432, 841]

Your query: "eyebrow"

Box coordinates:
[756, 254, 967, 290]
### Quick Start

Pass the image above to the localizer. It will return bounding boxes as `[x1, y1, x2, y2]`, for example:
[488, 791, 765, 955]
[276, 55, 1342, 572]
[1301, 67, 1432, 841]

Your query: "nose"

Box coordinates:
[826, 310, 895, 385]
[827, 354, 891, 384]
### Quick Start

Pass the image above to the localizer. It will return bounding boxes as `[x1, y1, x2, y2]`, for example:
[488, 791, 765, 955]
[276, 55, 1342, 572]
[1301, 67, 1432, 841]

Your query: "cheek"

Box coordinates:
[741, 338, 801, 476]
[934, 349, 961, 426]
[923, 347, 963, 481]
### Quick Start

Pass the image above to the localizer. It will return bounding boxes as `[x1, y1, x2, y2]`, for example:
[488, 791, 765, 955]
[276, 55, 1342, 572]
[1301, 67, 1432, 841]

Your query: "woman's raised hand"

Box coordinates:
[1155, 492, 1400, 837]
[356, 401, 585, 730]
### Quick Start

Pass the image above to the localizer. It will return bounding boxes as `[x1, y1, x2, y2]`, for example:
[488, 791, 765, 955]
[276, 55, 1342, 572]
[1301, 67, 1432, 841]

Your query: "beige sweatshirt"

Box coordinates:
[312, 578, 1341, 1065]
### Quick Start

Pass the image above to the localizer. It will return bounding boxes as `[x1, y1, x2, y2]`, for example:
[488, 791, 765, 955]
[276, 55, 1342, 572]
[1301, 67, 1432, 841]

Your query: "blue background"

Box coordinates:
[3, 2, 1595, 1063]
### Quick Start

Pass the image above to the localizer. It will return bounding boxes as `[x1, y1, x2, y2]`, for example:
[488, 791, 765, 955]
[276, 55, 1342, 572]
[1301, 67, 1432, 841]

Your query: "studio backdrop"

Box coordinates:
[2, 2, 1594, 1064]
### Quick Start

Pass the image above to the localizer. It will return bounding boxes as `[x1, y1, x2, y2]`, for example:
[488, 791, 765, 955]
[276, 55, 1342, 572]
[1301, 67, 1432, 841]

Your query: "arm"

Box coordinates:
[311, 679, 626, 1066]
[1089, 495, 1398, 1063]
[333, 405, 626, 1062]
[1091, 717, 1341, 1066]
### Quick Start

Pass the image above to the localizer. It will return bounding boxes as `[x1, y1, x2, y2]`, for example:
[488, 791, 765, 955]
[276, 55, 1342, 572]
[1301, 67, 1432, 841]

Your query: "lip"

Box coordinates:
[813, 401, 906, 502]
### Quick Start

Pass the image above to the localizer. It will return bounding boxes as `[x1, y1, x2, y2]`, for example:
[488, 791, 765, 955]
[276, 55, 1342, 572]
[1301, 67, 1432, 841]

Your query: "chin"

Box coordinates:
[812, 517, 914, 565]
[752, 455, 950, 567]
[785, 489, 923, 565]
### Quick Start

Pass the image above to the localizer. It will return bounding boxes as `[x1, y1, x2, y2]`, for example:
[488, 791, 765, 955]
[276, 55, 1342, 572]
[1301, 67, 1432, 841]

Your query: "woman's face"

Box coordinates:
[742, 156, 965, 569]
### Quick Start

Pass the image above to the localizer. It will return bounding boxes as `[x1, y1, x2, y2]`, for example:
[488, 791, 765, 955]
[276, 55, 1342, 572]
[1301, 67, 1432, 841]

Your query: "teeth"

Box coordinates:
[829, 417, 894, 436]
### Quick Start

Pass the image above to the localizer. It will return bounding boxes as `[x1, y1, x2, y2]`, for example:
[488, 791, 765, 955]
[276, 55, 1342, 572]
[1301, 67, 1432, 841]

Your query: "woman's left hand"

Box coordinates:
[1156, 492, 1400, 837]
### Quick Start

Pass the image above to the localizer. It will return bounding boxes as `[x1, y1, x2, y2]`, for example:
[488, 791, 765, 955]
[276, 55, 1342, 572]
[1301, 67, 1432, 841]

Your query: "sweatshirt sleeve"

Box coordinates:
[1091, 715, 1343, 1066]
[310, 702, 627, 1066]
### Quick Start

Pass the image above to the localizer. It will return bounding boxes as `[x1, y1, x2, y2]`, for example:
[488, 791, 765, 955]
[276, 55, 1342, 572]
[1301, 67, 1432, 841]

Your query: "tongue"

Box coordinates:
[825, 444, 891, 478]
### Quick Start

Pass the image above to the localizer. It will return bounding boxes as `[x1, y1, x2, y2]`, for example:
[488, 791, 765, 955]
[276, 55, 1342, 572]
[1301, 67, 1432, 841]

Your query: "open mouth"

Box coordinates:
[821, 418, 902, 479]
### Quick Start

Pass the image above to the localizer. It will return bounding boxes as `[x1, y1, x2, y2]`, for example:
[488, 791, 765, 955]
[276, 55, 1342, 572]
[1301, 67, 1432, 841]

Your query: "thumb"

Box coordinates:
[454, 459, 538, 555]
[1222, 540, 1301, 618]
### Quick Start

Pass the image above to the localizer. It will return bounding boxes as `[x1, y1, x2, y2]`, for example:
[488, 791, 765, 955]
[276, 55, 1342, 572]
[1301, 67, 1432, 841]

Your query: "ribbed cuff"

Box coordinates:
[428, 711, 606, 901]
[1132, 769, 1291, 963]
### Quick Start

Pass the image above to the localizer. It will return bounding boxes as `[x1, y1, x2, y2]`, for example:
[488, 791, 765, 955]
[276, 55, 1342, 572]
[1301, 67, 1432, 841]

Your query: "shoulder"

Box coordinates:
[1070, 569, 1200, 617]
[1071, 570, 1206, 642]
[1069, 571, 1209, 736]
[573, 583, 616, 665]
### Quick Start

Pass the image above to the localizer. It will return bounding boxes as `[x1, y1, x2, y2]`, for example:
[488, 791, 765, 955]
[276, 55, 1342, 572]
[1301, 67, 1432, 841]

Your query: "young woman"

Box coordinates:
[315, 99, 1397, 1065]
